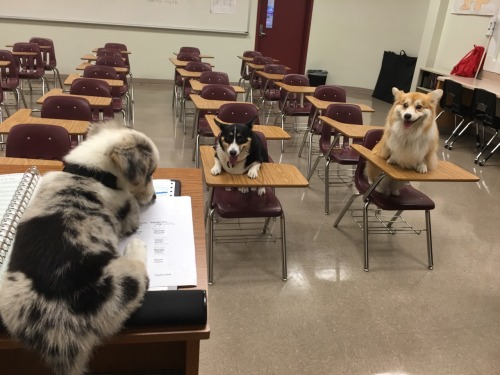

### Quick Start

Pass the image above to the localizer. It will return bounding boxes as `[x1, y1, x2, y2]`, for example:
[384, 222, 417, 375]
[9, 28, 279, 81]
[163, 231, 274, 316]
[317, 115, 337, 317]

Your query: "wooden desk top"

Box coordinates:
[275, 82, 316, 94]
[200, 146, 308, 188]
[0, 61, 10, 67]
[93, 48, 131, 54]
[0, 158, 63, 172]
[437, 75, 500, 98]
[64, 73, 124, 87]
[81, 54, 126, 62]
[76, 62, 128, 74]
[0, 166, 209, 342]
[176, 68, 203, 79]
[37, 89, 112, 108]
[189, 80, 245, 94]
[237, 56, 280, 63]
[205, 114, 291, 140]
[173, 52, 214, 59]
[0, 109, 90, 135]
[170, 57, 214, 68]
[256, 71, 286, 81]
[307, 96, 375, 112]
[11, 51, 37, 56]
[351, 144, 480, 182]
[189, 94, 248, 111]
[319, 117, 382, 139]
[6, 44, 50, 49]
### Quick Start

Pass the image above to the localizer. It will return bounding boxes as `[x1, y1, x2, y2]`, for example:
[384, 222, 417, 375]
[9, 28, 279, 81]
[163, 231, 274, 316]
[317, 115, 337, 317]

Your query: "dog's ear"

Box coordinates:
[428, 89, 443, 105]
[392, 87, 403, 100]
[110, 135, 155, 186]
[214, 118, 226, 130]
[244, 117, 254, 130]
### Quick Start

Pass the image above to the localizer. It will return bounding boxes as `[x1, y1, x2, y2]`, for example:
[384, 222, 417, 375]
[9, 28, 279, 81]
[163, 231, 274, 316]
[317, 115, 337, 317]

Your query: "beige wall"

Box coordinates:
[1, 0, 489, 91]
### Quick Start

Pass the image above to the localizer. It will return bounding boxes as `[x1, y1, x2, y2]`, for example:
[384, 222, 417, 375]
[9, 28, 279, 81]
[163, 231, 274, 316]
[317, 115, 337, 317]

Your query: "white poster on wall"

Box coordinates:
[452, 0, 500, 16]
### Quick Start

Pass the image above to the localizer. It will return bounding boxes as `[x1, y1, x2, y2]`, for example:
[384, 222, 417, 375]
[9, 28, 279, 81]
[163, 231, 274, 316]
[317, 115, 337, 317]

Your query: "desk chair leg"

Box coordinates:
[324, 158, 331, 215]
[478, 137, 500, 166]
[333, 192, 361, 227]
[208, 208, 216, 285]
[363, 199, 370, 272]
[280, 213, 287, 281]
[307, 153, 324, 181]
[425, 210, 433, 270]
[444, 119, 468, 149]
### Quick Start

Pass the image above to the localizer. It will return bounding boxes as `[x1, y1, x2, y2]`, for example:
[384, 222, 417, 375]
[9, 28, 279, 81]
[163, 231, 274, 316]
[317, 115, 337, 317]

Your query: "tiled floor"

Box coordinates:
[8, 82, 500, 374]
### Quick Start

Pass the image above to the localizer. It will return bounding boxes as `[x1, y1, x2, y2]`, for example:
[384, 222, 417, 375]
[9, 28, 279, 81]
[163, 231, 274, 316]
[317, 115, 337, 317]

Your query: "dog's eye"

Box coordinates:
[416, 105, 422, 110]
[403, 103, 409, 108]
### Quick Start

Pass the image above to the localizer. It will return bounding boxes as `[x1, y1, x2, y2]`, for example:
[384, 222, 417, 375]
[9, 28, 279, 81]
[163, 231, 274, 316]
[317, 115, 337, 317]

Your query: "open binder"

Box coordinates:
[0, 168, 206, 328]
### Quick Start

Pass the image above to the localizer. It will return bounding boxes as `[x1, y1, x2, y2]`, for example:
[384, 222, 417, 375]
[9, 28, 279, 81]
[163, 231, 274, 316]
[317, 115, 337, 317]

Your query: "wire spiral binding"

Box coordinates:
[0, 166, 40, 265]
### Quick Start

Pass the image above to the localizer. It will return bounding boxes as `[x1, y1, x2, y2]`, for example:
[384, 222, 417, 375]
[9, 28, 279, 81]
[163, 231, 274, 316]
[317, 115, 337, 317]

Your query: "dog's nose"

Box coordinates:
[152, 193, 157, 201]
[229, 150, 237, 156]
[404, 113, 412, 120]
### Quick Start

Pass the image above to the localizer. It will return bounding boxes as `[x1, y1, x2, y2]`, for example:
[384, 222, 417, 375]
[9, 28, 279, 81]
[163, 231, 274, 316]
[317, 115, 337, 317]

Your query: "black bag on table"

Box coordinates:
[372, 50, 417, 103]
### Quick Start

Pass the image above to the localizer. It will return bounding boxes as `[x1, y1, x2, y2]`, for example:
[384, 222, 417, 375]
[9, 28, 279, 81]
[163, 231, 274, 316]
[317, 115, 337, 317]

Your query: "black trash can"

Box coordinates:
[307, 69, 328, 86]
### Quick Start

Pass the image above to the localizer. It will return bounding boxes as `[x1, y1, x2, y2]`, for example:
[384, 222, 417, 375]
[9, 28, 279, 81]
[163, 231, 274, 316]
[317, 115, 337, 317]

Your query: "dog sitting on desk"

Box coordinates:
[365, 87, 443, 196]
[211, 117, 269, 196]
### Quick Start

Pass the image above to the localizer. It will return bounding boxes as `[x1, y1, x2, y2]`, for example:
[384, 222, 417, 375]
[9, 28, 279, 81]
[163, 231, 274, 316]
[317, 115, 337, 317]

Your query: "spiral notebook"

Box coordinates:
[0, 166, 41, 275]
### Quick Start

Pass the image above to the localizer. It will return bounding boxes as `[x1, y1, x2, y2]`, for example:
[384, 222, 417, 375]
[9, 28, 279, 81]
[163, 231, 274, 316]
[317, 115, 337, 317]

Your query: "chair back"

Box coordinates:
[29, 37, 57, 69]
[176, 52, 201, 62]
[470, 88, 497, 127]
[184, 61, 212, 73]
[12, 42, 45, 78]
[313, 85, 346, 102]
[240, 50, 262, 79]
[5, 123, 72, 161]
[96, 48, 122, 58]
[83, 65, 120, 80]
[199, 71, 230, 85]
[0, 50, 20, 89]
[354, 129, 384, 193]
[260, 64, 287, 97]
[279, 74, 311, 111]
[179, 46, 201, 55]
[70, 78, 113, 121]
[217, 103, 259, 124]
[199, 84, 237, 118]
[321, 103, 364, 150]
[95, 56, 128, 81]
[41, 95, 93, 121]
[104, 42, 130, 67]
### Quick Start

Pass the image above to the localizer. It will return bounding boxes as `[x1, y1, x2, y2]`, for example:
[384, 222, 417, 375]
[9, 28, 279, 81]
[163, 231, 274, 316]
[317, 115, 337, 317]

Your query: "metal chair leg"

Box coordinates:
[363, 199, 370, 272]
[208, 208, 215, 285]
[333, 192, 361, 227]
[425, 210, 433, 270]
[324, 158, 331, 215]
[280, 213, 287, 281]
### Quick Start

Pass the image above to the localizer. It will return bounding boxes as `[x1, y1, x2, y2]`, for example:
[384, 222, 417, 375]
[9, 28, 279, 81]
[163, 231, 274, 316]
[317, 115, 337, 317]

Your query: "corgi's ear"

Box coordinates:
[392, 87, 403, 100]
[214, 118, 225, 129]
[428, 89, 443, 105]
[244, 117, 254, 130]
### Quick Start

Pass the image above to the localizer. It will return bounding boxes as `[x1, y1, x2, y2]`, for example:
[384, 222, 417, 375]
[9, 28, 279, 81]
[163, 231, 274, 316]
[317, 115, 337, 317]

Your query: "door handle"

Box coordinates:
[259, 24, 266, 37]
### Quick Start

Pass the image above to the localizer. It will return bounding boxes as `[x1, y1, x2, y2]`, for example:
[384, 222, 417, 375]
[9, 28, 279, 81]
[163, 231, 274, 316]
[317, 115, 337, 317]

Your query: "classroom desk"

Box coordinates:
[170, 57, 214, 68]
[37, 88, 112, 108]
[93, 48, 131, 54]
[437, 75, 500, 97]
[205, 114, 291, 140]
[64, 73, 124, 87]
[76, 62, 128, 74]
[81, 54, 126, 62]
[6, 44, 50, 49]
[275, 81, 316, 107]
[0, 61, 10, 68]
[173, 52, 214, 59]
[189, 80, 245, 95]
[0, 109, 90, 137]
[299, 96, 376, 160]
[189, 94, 248, 137]
[0, 166, 210, 375]
[176, 69, 207, 130]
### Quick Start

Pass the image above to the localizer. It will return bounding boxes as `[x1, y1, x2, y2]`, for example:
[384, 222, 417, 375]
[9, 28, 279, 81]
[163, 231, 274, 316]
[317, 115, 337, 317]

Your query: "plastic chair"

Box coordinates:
[29, 37, 63, 89]
[0, 50, 26, 111]
[245, 56, 274, 103]
[41, 95, 93, 121]
[70, 78, 114, 122]
[207, 131, 286, 285]
[95, 57, 131, 124]
[298, 85, 347, 169]
[193, 84, 237, 167]
[104, 43, 134, 102]
[180, 61, 213, 131]
[238, 50, 262, 88]
[12, 42, 49, 102]
[435, 79, 471, 149]
[307, 104, 364, 214]
[179, 46, 201, 55]
[172, 52, 202, 113]
[256, 64, 288, 124]
[333, 129, 435, 271]
[444, 88, 491, 151]
[5, 123, 72, 161]
[83, 65, 131, 126]
[199, 71, 230, 85]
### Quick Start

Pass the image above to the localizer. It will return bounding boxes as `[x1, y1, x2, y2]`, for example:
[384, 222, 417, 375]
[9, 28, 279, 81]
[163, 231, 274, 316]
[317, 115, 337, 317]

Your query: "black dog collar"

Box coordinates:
[63, 164, 119, 190]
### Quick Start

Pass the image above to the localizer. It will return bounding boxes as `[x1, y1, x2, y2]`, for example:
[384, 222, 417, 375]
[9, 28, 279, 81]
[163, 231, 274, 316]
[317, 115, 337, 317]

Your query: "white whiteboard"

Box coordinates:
[0, 0, 251, 34]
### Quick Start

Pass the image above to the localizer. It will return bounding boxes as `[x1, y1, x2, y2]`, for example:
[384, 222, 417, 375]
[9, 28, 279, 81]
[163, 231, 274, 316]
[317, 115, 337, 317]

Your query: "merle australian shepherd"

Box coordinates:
[210, 118, 269, 195]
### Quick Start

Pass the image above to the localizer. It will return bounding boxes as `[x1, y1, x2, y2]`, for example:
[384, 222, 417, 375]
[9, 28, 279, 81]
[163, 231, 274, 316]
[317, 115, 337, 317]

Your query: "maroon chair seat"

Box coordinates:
[41, 95, 93, 121]
[70, 78, 114, 122]
[6, 123, 71, 161]
[29, 37, 63, 88]
[178, 46, 201, 55]
[199, 71, 230, 85]
[0, 50, 26, 110]
[12, 42, 49, 96]
[334, 129, 436, 271]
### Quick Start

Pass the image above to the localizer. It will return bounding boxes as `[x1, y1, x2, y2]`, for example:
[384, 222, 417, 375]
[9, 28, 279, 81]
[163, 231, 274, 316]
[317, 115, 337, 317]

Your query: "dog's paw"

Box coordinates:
[238, 187, 250, 194]
[247, 164, 260, 179]
[416, 164, 428, 173]
[211, 164, 222, 175]
[257, 187, 266, 196]
[125, 238, 147, 265]
[387, 157, 397, 165]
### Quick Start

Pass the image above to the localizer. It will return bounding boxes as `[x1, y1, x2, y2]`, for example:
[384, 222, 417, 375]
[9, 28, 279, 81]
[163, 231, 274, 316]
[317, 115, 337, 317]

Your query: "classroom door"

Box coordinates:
[254, 0, 314, 74]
